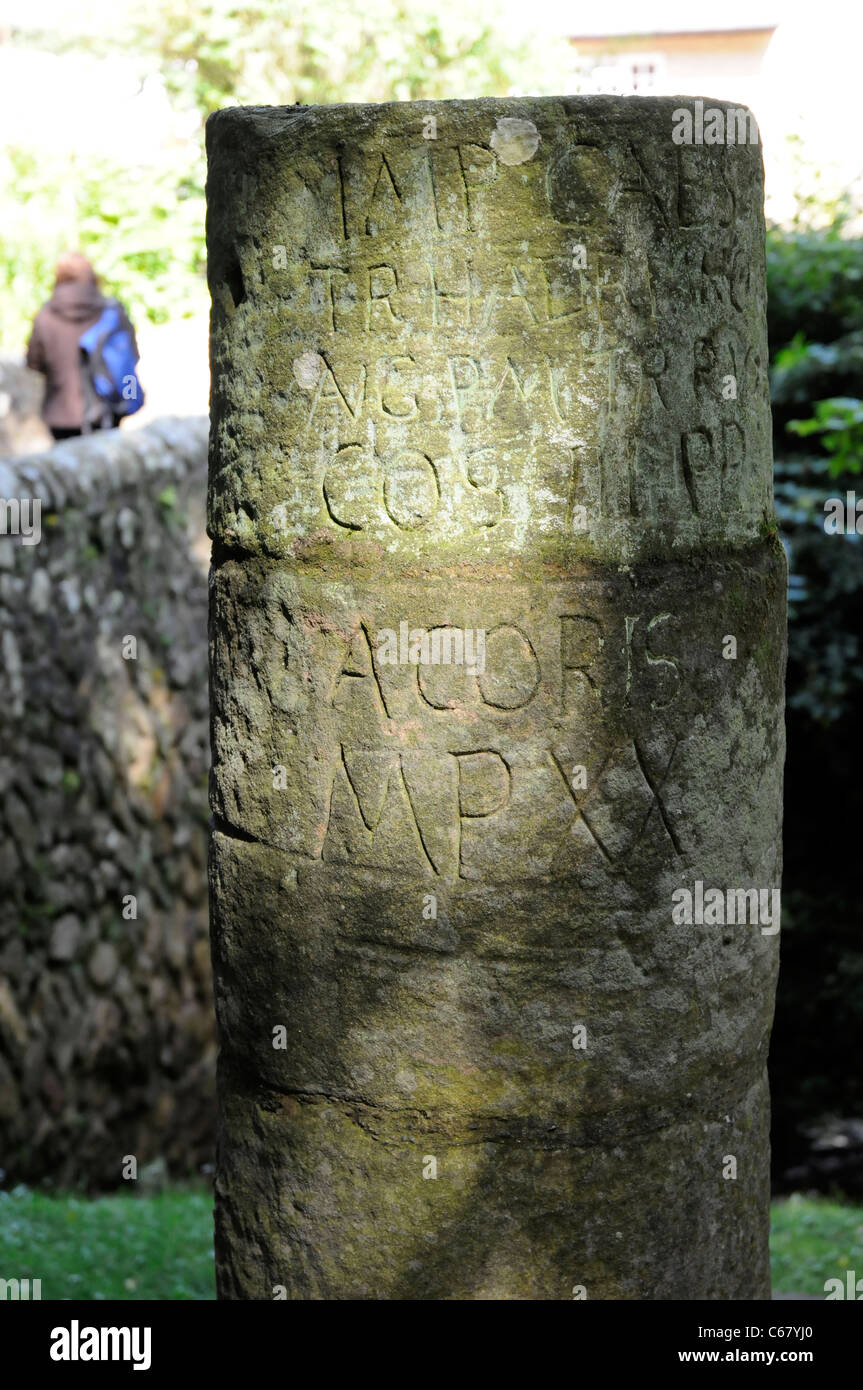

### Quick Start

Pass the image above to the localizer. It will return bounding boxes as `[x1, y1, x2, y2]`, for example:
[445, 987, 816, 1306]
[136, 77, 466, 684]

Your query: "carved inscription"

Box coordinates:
[320, 736, 683, 880]
[256, 601, 691, 880]
[211, 116, 771, 548]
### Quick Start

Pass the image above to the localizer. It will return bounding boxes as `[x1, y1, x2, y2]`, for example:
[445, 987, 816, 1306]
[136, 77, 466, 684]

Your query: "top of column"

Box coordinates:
[207, 96, 772, 572]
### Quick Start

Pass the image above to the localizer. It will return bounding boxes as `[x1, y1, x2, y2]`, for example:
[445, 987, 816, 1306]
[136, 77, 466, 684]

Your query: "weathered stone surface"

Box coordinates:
[207, 96, 785, 1300]
[49, 913, 81, 962]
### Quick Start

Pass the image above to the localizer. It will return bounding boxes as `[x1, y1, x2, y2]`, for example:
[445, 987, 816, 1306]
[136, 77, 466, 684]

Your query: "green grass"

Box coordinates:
[771, 1193, 863, 1296]
[0, 1186, 216, 1301]
[1, 1186, 860, 1299]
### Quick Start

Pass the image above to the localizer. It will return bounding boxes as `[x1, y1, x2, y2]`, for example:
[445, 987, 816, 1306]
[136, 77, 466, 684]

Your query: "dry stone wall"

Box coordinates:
[0, 416, 214, 1189]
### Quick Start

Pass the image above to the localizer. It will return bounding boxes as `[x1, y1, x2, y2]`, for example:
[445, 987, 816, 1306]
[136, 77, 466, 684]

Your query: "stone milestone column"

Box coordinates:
[206, 97, 785, 1300]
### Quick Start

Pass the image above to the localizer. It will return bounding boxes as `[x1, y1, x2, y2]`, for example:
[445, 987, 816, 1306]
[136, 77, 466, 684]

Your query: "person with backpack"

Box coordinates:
[26, 251, 144, 441]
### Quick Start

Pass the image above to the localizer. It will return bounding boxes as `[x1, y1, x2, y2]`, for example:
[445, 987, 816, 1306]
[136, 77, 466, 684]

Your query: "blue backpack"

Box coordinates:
[79, 301, 144, 420]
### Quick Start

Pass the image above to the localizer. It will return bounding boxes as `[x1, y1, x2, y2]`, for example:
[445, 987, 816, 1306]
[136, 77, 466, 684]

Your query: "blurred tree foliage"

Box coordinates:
[0, 144, 207, 347]
[1, 0, 572, 347]
[143, 0, 568, 117]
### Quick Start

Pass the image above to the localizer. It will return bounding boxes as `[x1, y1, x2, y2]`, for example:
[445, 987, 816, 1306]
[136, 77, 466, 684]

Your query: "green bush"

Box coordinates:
[769, 220, 863, 727]
[766, 211, 863, 353]
[767, 214, 863, 1164]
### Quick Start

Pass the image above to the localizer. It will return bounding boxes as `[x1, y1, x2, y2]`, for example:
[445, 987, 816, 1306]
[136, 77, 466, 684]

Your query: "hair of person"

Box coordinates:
[54, 252, 99, 286]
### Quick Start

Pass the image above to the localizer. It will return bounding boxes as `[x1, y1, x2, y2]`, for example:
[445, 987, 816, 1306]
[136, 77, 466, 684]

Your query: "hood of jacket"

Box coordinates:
[46, 280, 108, 324]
